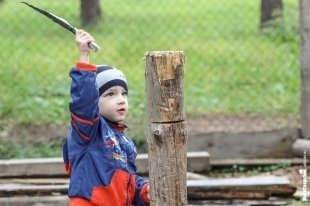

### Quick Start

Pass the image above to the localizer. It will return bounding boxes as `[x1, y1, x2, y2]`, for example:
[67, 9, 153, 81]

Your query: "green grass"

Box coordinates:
[0, 138, 64, 159]
[0, 0, 301, 158]
[0, 0, 300, 121]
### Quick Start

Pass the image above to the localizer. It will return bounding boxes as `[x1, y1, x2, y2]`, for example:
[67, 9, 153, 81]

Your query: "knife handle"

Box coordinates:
[88, 41, 100, 52]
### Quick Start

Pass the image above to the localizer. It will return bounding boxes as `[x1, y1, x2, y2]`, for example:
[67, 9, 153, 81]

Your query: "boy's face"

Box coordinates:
[98, 86, 128, 123]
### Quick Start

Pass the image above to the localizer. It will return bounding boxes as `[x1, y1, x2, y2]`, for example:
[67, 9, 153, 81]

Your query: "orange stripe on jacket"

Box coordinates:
[71, 120, 91, 141]
[71, 112, 99, 126]
[76, 61, 97, 72]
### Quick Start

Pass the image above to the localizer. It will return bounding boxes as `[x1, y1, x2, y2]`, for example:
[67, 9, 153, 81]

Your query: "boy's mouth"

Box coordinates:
[117, 108, 126, 112]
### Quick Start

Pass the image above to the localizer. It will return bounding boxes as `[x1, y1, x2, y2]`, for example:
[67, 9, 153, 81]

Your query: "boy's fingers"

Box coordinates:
[76, 35, 94, 45]
[75, 29, 83, 36]
[80, 34, 94, 40]
[76, 30, 94, 41]
[75, 30, 96, 52]
[79, 32, 89, 38]
[76, 30, 89, 39]
[147, 185, 150, 199]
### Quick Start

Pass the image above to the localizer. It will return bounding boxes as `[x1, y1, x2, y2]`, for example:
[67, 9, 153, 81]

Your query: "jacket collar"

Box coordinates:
[104, 118, 127, 132]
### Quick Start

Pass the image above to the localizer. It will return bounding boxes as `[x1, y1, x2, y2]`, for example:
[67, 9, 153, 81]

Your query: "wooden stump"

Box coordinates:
[145, 51, 187, 206]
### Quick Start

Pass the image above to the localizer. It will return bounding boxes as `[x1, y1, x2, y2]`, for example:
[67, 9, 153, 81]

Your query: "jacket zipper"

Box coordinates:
[125, 174, 132, 206]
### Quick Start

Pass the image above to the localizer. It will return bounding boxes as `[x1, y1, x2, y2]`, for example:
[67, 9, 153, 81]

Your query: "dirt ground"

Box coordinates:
[1, 114, 300, 141]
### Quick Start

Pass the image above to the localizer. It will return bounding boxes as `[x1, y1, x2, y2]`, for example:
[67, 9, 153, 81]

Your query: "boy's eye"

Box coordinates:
[105, 92, 114, 97]
[122, 91, 128, 96]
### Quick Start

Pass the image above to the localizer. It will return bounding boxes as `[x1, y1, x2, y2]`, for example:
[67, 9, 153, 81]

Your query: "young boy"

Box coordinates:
[62, 30, 150, 206]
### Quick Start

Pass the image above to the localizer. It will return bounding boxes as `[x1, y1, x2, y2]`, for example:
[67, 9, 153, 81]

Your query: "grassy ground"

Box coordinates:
[0, 0, 300, 122]
[0, 0, 301, 158]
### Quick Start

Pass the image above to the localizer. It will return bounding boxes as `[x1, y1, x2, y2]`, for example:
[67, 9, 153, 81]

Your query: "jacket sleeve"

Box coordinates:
[69, 62, 99, 142]
[134, 175, 150, 206]
[62, 138, 71, 174]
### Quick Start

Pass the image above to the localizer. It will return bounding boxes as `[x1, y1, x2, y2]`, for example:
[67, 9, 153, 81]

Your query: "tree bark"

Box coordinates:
[145, 51, 187, 206]
[80, 0, 101, 26]
[260, 0, 283, 28]
[300, 0, 310, 139]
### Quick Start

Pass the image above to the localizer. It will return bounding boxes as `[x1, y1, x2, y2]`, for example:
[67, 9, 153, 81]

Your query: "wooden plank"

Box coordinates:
[0, 178, 69, 185]
[0, 184, 68, 196]
[0, 176, 296, 199]
[1, 155, 306, 178]
[0, 172, 207, 186]
[0, 151, 210, 177]
[189, 176, 291, 187]
[0, 196, 291, 206]
[211, 158, 308, 167]
[188, 152, 211, 172]
[188, 128, 299, 159]
[187, 176, 296, 200]
[0, 157, 66, 177]
[188, 198, 291, 206]
[0, 195, 69, 206]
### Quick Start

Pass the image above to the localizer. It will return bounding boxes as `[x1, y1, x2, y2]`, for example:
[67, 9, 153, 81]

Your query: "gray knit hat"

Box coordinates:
[96, 65, 128, 96]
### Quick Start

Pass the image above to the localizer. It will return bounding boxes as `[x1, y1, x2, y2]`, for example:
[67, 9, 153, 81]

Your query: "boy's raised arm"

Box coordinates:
[75, 29, 95, 63]
[68, 30, 99, 141]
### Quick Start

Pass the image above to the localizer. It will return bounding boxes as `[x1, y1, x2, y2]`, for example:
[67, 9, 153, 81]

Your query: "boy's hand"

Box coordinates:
[147, 184, 150, 200]
[75, 29, 95, 63]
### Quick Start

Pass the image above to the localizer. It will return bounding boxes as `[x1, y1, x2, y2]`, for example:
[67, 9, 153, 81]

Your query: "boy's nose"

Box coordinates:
[117, 95, 126, 104]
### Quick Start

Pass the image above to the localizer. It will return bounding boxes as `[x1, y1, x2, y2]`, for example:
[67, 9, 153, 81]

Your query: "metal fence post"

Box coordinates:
[144, 51, 187, 206]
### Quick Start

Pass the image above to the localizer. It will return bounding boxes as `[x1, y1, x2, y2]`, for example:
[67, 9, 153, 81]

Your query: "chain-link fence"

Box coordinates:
[0, 0, 301, 154]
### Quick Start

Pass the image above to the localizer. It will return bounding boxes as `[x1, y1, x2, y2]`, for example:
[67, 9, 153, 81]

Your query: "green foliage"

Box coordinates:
[289, 202, 309, 206]
[0, 138, 64, 159]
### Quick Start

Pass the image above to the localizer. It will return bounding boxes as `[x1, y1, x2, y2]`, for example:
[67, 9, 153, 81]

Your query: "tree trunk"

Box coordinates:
[145, 51, 187, 206]
[260, 0, 283, 28]
[300, 0, 310, 139]
[80, 0, 101, 26]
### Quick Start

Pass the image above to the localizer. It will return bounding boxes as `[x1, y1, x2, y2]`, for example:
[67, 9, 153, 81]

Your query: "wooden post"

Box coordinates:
[300, 0, 310, 139]
[145, 51, 187, 206]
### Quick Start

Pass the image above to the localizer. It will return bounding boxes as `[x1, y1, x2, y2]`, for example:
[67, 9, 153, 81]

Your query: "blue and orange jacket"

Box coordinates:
[63, 62, 149, 206]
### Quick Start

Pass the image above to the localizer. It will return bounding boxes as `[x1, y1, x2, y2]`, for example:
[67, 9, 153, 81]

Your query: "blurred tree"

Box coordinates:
[260, 0, 283, 28]
[80, 0, 101, 26]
